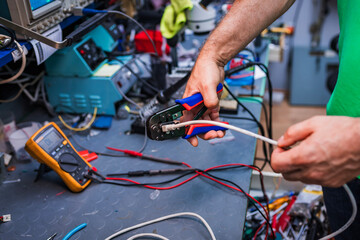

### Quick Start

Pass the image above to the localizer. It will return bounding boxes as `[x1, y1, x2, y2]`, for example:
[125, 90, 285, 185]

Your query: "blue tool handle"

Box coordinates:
[183, 123, 228, 139]
[175, 83, 223, 111]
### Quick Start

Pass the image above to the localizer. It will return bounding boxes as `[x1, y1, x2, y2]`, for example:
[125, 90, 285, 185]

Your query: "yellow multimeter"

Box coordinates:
[25, 122, 92, 192]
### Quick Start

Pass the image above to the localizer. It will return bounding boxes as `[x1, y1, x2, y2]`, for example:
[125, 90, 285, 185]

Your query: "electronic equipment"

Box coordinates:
[25, 122, 92, 192]
[44, 36, 141, 115]
[0, 0, 94, 34]
[84, 17, 122, 52]
[186, 0, 216, 34]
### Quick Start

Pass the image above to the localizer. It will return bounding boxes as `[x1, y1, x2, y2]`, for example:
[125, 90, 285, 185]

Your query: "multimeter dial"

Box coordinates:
[59, 153, 79, 173]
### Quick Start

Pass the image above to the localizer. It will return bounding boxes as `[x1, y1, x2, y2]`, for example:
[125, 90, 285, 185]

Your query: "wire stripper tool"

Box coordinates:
[147, 83, 228, 141]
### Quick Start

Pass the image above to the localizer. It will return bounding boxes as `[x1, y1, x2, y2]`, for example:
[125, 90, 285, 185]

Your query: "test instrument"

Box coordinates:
[25, 122, 92, 192]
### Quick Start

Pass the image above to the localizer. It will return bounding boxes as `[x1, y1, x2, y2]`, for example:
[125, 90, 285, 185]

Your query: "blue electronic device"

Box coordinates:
[44, 36, 141, 115]
[30, 0, 56, 11]
[224, 52, 255, 86]
[84, 18, 122, 52]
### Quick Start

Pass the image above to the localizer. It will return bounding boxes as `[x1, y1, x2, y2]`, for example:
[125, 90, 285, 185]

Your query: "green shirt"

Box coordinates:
[327, 0, 360, 179]
[327, 0, 360, 116]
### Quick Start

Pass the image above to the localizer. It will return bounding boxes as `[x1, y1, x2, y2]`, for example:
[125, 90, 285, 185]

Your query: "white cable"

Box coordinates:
[0, 35, 26, 84]
[319, 183, 357, 240]
[104, 212, 216, 240]
[20, 77, 42, 102]
[127, 233, 169, 240]
[0, 71, 44, 103]
[162, 120, 278, 146]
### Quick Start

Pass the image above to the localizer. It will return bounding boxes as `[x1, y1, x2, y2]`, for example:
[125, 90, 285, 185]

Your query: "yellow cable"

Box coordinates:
[58, 107, 98, 132]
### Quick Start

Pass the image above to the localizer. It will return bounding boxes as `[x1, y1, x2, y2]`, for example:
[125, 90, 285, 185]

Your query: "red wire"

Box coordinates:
[105, 162, 270, 233]
[253, 221, 266, 240]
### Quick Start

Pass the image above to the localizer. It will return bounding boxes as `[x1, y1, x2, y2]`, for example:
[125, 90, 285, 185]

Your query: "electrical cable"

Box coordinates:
[58, 108, 97, 132]
[62, 223, 87, 240]
[98, 163, 272, 239]
[103, 163, 271, 233]
[127, 233, 169, 240]
[223, 84, 270, 168]
[0, 71, 44, 103]
[319, 184, 357, 240]
[104, 212, 216, 240]
[0, 36, 26, 84]
[162, 120, 278, 146]
[116, 84, 142, 109]
[201, 170, 272, 239]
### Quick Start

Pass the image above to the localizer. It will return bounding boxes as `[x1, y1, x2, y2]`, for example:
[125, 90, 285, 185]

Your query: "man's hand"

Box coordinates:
[181, 58, 225, 147]
[271, 116, 360, 187]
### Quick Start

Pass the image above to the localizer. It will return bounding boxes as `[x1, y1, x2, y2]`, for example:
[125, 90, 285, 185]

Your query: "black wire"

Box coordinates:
[200, 170, 274, 238]
[69, 134, 127, 158]
[103, 171, 196, 186]
[223, 84, 270, 167]
[100, 164, 273, 238]
[225, 59, 274, 169]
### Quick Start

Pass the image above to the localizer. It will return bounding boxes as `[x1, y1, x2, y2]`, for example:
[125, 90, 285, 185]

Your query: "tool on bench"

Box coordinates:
[146, 83, 228, 141]
[25, 122, 96, 192]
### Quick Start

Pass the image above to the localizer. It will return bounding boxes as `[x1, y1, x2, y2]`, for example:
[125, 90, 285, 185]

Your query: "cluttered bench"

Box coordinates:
[0, 97, 264, 239]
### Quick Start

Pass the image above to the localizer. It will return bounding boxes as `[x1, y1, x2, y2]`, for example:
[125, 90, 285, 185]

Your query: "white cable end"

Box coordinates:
[161, 124, 178, 132]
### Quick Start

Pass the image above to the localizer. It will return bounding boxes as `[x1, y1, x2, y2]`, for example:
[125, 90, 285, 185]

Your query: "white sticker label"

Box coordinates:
[11, 45, 28, 62]
[30, 24, 62, 65]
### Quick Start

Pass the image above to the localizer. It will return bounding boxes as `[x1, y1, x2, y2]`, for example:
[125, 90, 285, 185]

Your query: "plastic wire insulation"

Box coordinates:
[198, 169, 272, 239]
[0, 37, 26, 84]
[104, 212, 216, 240]
[105, 162, 270, 234]
[58, 107, 97, 132]
[163, 120, 278, 146]
[319, 184, 357, 240]
[127, 233, 169, 240]
[0, 71, 44, 103]
[253, 221, 266, 240]
[62, 223, 87, 240]
[102, 164, 272, 237]
[116, 85, 142, 109]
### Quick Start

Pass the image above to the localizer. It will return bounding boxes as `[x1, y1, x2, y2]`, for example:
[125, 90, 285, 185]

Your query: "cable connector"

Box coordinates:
[71, 7, 85, 16]
[0, 214, 11, 223]
[161, 124, 179, 132]
[71, 7, 108, 16]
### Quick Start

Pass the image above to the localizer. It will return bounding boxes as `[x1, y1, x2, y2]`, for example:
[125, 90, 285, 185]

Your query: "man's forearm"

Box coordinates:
[200, 0, 295, 66]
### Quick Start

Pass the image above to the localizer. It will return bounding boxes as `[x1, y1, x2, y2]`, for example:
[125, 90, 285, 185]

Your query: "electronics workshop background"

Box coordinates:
[0, 0, 340, 240]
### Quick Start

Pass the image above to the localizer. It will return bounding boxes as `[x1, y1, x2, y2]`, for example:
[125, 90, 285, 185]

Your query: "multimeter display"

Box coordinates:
[38, 130, 62, 153]
[25, 122, 92, 192]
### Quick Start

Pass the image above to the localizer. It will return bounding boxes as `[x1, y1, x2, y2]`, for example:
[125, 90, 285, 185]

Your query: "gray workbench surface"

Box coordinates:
[0, 101, 261, 240]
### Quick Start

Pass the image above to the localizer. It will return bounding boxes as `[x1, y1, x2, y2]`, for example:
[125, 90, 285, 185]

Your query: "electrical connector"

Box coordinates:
[71, 7, 108, 16]
[71, 7, 85, 16]
[161, 124, 179, 132]
[0, 214, 11, 223]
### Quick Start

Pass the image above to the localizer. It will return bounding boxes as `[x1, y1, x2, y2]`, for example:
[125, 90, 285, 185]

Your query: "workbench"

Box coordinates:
[0, 100, 262, 240]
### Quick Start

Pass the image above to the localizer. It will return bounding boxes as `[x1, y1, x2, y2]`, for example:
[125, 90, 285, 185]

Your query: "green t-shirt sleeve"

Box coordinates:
[327, 0, 360, 117]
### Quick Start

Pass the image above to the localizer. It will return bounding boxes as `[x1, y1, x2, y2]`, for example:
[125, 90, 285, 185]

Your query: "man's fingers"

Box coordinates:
[271, 146, 303, 173]
[187, 136, 199, 147]
[278, 119, 315, 147]
[202, 83, 220, 109]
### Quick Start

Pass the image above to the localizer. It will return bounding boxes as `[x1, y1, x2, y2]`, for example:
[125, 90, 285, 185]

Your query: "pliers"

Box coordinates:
[147, 83, 228, 141]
